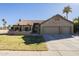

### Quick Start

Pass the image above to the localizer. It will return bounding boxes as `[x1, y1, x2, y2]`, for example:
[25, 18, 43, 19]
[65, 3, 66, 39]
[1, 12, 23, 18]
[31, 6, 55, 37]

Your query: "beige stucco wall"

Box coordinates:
[40, 16, 73, 34]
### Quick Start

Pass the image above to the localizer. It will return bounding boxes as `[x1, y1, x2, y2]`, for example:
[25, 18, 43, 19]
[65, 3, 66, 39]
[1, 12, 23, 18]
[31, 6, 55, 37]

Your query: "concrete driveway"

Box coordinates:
[0, 34, 79, 56]
[43, 34, 79, 56]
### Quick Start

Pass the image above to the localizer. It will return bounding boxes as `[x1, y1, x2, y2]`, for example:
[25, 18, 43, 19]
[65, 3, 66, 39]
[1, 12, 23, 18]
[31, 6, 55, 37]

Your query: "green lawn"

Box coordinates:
[0, 35, 48, 51]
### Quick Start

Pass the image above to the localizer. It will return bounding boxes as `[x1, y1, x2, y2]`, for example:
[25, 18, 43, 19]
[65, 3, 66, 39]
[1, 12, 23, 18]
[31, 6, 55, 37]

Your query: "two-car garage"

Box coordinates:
[42, 26, 72, 34]
[40, 14, 73, 34]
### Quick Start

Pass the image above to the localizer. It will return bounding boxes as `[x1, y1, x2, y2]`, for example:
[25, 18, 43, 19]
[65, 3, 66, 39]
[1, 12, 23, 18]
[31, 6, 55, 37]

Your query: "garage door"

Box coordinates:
[61, 26, 71, 34]
[42, 26, 71, 34]
[42, 26, 59, 34]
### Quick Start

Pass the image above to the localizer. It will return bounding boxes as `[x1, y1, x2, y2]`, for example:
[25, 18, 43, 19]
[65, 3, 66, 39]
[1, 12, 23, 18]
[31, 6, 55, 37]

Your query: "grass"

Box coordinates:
[0, 35, 48, 51]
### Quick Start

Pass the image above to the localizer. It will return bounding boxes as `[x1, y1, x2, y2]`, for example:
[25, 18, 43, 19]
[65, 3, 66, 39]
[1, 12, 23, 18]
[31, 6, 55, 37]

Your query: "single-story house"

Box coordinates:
[12, 14, 73, 34]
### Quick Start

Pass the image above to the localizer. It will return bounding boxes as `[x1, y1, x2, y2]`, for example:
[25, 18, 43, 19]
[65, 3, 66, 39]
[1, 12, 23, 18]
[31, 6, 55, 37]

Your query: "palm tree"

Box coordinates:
[2, 19, 7, 29]
[8, 25, 11, 29]
[63, 6, 72, 19]
[19, 19, 21, 22]
[2, 19, 5, 27]
[2, 18, 5, 22]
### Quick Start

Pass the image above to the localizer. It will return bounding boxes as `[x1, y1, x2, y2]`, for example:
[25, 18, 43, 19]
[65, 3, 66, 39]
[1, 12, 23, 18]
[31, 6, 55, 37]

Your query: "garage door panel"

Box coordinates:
[43, 27, 59, 34]
[61, 27, 71, 34]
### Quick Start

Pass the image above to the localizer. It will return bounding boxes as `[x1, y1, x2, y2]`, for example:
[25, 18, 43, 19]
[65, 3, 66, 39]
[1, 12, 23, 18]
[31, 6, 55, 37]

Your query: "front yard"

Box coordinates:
[0, 35, 47, 51]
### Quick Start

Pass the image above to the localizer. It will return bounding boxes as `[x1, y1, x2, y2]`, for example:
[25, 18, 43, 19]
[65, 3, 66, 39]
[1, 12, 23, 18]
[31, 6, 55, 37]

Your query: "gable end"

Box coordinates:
[41, 14, 73, 25]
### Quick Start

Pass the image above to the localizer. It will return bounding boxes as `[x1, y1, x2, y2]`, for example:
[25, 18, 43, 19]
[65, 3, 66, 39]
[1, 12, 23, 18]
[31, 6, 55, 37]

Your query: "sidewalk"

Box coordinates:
[0, 50, 79, 56]
[0, 51, 60, 56]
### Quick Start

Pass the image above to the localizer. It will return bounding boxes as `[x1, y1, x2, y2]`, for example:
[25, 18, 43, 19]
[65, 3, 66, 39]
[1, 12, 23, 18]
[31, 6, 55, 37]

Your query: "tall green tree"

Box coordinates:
[73, 17, 79, 33]
[63, 6, 72, 19]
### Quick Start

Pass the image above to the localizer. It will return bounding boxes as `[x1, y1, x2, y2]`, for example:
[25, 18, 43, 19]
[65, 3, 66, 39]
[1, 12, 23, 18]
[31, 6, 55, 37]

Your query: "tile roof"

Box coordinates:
[14, 20, 44, 25]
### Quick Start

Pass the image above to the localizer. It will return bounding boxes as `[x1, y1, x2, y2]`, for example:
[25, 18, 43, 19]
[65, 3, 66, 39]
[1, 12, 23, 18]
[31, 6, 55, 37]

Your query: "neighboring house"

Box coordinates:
[12, 14, 73, 34]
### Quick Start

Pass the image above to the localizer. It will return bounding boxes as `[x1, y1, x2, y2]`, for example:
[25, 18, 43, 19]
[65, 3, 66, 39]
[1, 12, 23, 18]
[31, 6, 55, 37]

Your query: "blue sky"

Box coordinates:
[0, 3, 79, 26]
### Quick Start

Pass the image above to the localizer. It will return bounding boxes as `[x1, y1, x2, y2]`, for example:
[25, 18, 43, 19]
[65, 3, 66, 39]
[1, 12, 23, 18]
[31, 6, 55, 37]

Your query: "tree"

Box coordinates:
[8, 25, 11, 29]
[2, 19, 7, 29]
[19, 19, 21, 22]
[73, 17, 79, 33]
[73, 18, 79, 23]
[63, 6, 72, 19]
[2, 18, 5, 22]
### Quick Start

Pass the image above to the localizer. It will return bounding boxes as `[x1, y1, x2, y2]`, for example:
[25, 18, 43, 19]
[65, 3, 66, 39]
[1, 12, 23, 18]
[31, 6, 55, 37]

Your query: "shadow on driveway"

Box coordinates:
[22, 34, 74, 45]
[43, 34, 74, 42]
